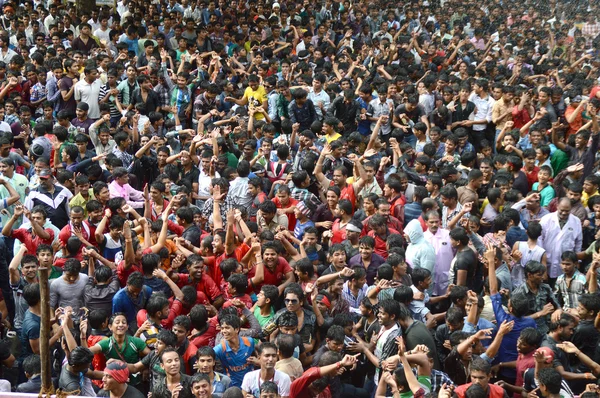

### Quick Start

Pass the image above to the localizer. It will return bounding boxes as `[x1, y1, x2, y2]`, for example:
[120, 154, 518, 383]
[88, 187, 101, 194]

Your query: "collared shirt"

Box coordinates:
[108, 180, 145, 209]
[348, 253, 386, 286]
[202, 197, 235, 228]
[214, 336, 255, 388]
[555, 270, 587, 310]
[341, 281, 368, 314]
[442, 202, 463, 229]
[539, 212, 583, 278]
[112, 146, 134, 171]
[307, 88, 330, 120]
[512, 282, 560, 335]
[116, 78, 139, 106]
[423, 228, 455, 296]
[468, 93, 495, 131]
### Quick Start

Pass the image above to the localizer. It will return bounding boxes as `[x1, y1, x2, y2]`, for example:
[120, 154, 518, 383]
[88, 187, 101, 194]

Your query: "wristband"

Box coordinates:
[336, 362, 341, 369]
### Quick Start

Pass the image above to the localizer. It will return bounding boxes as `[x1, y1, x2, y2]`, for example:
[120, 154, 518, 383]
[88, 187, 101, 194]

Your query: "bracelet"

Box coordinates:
[336, 362, 341, 369]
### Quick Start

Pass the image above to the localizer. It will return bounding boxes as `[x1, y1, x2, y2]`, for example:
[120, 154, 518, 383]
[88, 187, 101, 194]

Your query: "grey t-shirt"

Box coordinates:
[58, 366, 95, 396]
[49, 273, 89, 313]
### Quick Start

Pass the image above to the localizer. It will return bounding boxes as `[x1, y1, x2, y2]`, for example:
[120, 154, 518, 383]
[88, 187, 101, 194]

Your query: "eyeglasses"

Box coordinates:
[284, 299, 299, 304]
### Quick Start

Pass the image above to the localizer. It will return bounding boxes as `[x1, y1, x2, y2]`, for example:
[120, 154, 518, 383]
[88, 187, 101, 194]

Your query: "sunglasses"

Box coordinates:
[284, 299, 299, 304]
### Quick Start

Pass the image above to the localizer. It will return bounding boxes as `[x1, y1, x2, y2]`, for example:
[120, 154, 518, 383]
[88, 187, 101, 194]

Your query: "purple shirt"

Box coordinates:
[348, 252, 386, 286]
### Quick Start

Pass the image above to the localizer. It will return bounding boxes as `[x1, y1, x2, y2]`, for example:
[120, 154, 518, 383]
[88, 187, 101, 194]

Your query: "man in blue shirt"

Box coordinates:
[485, 244, 536, 381]
[214, 314, 255, 388]
[112, 271, 152, 334]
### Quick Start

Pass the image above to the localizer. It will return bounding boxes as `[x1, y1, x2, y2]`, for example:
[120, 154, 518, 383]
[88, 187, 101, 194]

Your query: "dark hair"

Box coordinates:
[510, 293, 530, 318]
[276, 311, 298, 327]
[326, 325, 345, 343]
[23, 283, 41, 307]
[411, 268, 431, 286]
[446, 306, 465, 326]
[393, 285, 413, 303]
[190, 305, 209, 330]
[227, 273, 248, 294]
[276, 334, 297, 358]
[127, 272, 144, 288]
[157, 329, 178, 347]
[69, 347, 94, 367]
[548, 312, 577, 332]
[146, 293, 170, 317]
[519, 327, 543, 348]
[220, 314, 241, 329]
[537, 368, 562, 394]
[378, 299, 401, 321]
[23, 354, 41, 376]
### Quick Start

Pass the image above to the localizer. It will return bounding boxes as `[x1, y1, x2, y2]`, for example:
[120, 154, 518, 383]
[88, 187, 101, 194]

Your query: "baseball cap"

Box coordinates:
[39, 169, 53, 179]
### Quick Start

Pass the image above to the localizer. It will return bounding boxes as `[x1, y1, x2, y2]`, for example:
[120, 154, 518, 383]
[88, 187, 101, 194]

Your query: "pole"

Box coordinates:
[38, 267, 52, 393]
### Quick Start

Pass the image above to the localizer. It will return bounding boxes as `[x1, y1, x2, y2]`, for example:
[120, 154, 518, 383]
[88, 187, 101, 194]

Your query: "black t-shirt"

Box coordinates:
[394, 103, 426, 132]
[178, 166, 201, 191]
[0, 340, 11, 378]
[452, 249, 481, 292]
[98, 384, 146, 398]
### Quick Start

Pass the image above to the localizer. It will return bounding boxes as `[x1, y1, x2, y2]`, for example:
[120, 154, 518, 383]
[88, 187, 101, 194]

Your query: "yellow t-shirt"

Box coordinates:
[325, 133, 342, 144]
[244, 86, 268, 120]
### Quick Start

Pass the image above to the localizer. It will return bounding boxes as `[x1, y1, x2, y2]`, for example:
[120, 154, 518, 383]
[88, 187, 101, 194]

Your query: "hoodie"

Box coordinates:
[404, 219, 436, 277]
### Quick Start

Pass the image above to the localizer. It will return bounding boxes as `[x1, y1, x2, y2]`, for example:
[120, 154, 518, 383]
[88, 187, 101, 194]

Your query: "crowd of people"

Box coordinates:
[0, 0, 600, 397]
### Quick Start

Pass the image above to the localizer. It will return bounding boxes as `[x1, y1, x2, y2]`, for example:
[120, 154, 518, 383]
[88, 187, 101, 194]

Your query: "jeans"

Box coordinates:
[403, 133, 417, 148]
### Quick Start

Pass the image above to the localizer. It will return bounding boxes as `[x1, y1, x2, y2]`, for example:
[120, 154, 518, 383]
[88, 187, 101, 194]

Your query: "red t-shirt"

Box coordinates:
[247, 257, 293, 293]
[58, 222, 97, 248]
[330, 219, 347, 244]
[208, 243, 251, 287]
[176, 273, 223, 302]
[222, 294, 253, 312]
[290, 367, 331, 398]
[272, 196, 299, 231]
[367, 228, 400, 259]
[189, 317, 218, 348]
[116, 247, 152, 286]
[522, 166, 539, 191]
[339, 183, 357, 213]
[11, 228, 54, 255]
[88, 334, 108, 387]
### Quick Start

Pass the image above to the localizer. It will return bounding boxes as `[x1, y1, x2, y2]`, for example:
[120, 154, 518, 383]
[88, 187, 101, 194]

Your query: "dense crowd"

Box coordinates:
[1, 0, 600, 398]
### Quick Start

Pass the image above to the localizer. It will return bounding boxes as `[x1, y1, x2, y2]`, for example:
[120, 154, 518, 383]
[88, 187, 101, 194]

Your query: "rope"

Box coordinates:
[38, 384, 82, 398]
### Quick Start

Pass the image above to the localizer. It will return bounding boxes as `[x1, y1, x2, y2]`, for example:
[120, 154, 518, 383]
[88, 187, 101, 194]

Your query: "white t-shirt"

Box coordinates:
[241, 369, 291, 398]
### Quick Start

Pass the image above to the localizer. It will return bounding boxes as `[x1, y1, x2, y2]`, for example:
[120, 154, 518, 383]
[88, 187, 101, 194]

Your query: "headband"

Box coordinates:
[317, 295, 331, 309]
[104, 361, 130, 384]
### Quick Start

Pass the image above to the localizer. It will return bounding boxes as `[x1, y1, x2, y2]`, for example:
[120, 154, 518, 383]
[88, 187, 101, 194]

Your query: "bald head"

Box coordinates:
[557, 197, 571, 221]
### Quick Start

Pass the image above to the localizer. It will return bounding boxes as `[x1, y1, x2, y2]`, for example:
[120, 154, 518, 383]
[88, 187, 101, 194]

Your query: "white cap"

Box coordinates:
[273, 2, 280, 8]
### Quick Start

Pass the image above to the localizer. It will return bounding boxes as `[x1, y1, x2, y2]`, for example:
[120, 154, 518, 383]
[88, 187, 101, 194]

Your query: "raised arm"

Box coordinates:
[315, 144, 330, 186]
[9, 245, 27, 286]
[23, 206, 51, 241]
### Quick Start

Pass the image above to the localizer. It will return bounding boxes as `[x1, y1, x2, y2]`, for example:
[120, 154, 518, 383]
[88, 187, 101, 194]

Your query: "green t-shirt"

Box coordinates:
[253, 306, 275, 328]
[551, 149, 569, 176]
[226, 152, 239, 169]
[399, 375, 431, 398]
[49, 266, 63, 280]
[98, 336, 147, 385]
[531, 183, 555, 207]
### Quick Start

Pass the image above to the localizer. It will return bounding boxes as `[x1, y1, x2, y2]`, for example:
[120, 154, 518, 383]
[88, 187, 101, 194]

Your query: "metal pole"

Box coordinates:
[38, 267, 52, 393]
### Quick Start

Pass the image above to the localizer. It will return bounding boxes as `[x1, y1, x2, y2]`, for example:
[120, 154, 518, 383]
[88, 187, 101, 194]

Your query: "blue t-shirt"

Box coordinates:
[294, 219, 315, 241]
[20, 310, 40, 360]
[112, 286, 153, 328]
[214, 336, 255, 388]
[491, 292, 536, 377]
